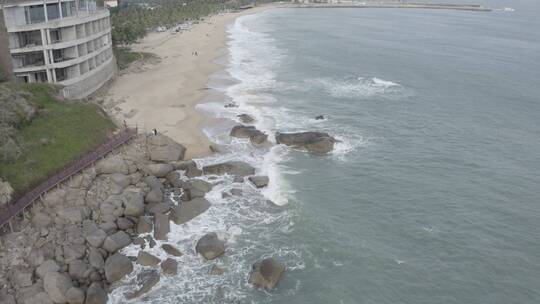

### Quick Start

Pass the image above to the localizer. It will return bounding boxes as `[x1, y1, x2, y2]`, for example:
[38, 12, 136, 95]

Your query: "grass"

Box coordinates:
[114, 46, 157, 70]
[0, 83, 116, 195]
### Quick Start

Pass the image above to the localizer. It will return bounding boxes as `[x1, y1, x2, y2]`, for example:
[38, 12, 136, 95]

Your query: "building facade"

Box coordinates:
[0, 0, 115, 99]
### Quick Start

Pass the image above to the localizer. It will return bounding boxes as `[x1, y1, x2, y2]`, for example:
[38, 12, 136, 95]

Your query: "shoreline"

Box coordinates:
[101, 5, 272, 160]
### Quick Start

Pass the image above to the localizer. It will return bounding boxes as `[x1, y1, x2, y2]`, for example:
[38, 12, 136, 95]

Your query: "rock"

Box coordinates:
[57, 207, 87, 223]
[12, 268, 33, 288]
[145, 188, 163, 204]
[116, 217, 134, 230]
[160, 258, 178, 275]
[248, 176, 269, 188]
[230, 188, 243, 196]
[99, 222, 117, 234]
[63, 244, 86, 262]
[147, 134, 186, 162]
[161, 244, 183, 257]
[203, 161, 255, 177]
[88, 248, 104, 269]
[102, 231, 131, 253]
[32, 212, 53, 228]
[248, 258, 285, 289]
[181, 179, 212, 198]
[36, 260, 60, 279]
[68, 260, 89, 280]
[137, 216, 153, 234]
[153, 213, 170, 240]
[237, 114, 255, 123]
[195, 233, 225, 260]
[124, 270, 160, 300]
[104, 254, 134, 283]
[110, 173, 130, 189]
[65, 287, 85, 304]
[148, 202, 170, 215]
[85, 283, 108, 304]
[224, 102, 238, 108]
[144, 175, 163, 190]
[133, 237, 146, 249]
[275, 131, 336, 153]
[229, 125, 268, 144]
[137, 251, 161, 266]
[144, 235, 157, 248]
[209, 265, 225, 275]
[170, 198, 211, 225]
[84, 226, 107, 248]
[122, 191, 145, 217]
[315, 115, 325, 120]
[144, 163, 174, 178]
[43, 272, 73, 303]
[0, 290, 16, 304]
[171, 160, 202, 177]
[96, 155, 129, 175]
[21, 291, 54, 304]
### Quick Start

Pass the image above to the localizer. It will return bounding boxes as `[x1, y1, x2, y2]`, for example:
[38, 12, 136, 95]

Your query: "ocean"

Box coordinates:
[111, 2, 540, 303]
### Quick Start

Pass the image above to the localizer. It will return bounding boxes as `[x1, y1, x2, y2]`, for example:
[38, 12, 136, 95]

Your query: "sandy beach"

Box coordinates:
[102, 6, 270, 159]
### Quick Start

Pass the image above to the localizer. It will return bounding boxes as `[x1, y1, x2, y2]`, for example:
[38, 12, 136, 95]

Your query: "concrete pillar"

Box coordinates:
[43, 1, 48, 22]
[59, 0, 63, 19]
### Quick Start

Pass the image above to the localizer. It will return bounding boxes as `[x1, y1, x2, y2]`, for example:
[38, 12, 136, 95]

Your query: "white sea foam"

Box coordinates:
[305, 76, 403, 99]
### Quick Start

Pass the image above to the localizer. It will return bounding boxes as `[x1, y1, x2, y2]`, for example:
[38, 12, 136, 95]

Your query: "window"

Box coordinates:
[24, 5, 45, 24]
[50, 29, 62, 43]
[61, 1, 76, 18]
[46, 3, 60, 20]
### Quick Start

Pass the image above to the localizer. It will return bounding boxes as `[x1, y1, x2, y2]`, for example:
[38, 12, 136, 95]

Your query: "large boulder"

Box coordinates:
[248, 176, 269, 188]
[122, 190, 145, 217]
[65, 287, 85, 304]
[88, 248, 104, 269]
[171, 160, 202, 177]
[124, 270, 160, 300]
[137, 251, 161, 266]
[180, 179, 212, 199]
[104, 254, 134, 283]
[147, 134, 186, 162]
[275, 132, 336, 153]
[36, 260, 60, 279]
[153, 213, 170, 241]
[144, 163, 174, 178]
[237, 114, 255, 124]
[230, 125, 267, 144]
[195, 233, 225, 260]
[161, 244, 183, 257]
[96, 155, 129, 175]
[43, 272, 73, 303]
[68, 260, 89, 281]
[203, 161, 255, 177]
[137, 216, 153, 234]
[170, 198, 210, 225]
[248, 258, 285, 289]
[83, 221, 107, 248]
[102, 231, 131, 253]
[85, 283, 108, 304]
[160, 258, 178, 275]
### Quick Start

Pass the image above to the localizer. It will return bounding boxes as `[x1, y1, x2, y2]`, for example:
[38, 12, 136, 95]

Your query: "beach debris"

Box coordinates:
[248, 258, 285, 290]
[195, 232, 225, 260]
[248, 176, 269, 188]
[237, 113, 255, 123]
[276, 131, 337, 154]
[170, 197, 211, 225]
[203, 161, 255, 177]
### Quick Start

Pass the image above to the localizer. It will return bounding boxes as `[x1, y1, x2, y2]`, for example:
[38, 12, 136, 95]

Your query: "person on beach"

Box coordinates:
[153, 128, 157, 136]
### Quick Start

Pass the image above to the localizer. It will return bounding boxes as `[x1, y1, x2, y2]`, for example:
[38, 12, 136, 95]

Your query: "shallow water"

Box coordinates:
[112, 2, 540, 303]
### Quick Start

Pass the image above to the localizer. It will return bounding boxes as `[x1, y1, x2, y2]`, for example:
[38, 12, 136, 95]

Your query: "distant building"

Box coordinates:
[0, 0, 115, 99]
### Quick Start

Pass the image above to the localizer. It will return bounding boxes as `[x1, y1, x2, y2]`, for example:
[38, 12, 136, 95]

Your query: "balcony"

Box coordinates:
[12, 52, 45, 69]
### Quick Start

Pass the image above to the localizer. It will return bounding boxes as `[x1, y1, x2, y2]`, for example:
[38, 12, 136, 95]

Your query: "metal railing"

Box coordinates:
[0, 127, 137, 231]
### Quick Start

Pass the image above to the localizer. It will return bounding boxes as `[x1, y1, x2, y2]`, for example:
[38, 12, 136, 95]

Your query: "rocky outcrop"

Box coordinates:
[160, 258, 178, 275]
[102, 231, 131, 253]
[171, 160, 202, 177]
[104, 254, 133, 283]
[147, 134, 186, 162]
[203, 161, 255, 177]
[169, 198, 210, 225]
[195, 233, 225, 260]
[95, 155, 129, 175]
[237, 114, 255, 124]
[230, 125, 267, 144]
[248, 258, 285, 289]
[179, 179, 212, 199]
[125, 270, 160, 300]
[43, 272, 73, 303]
[137, 251, 161, 266]
[143, 163, 173, 178]
[248, 176, 269, 188]
[275, 131, 336, 153]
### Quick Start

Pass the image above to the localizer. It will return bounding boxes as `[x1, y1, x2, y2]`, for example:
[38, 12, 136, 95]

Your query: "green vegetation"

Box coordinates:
[114, 47, 158, 69]
[0, 83, 116, 195]
[111, 0, 272, 45]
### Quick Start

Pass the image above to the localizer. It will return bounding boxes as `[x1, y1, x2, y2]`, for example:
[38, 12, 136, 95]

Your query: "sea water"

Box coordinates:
[111, 2, 540, 303]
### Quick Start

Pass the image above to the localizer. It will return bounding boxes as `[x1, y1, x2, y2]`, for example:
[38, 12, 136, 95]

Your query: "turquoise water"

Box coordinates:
[112, 3, 540, 303]
[212, 3, 540, 304]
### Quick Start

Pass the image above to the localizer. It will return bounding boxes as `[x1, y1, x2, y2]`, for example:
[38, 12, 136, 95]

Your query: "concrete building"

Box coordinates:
[0, 0, 115, 99]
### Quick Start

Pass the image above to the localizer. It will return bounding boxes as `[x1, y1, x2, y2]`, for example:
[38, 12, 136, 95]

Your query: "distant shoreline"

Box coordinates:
[286, 3, 492, 12]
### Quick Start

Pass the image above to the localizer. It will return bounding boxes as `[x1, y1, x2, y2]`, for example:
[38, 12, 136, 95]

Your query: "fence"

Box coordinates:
[0, 127, 137, 231]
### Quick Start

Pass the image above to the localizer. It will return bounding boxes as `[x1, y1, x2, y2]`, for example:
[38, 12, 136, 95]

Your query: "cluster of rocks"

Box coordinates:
[0, 133, 287, 303]
[232, 113, 337, 154]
